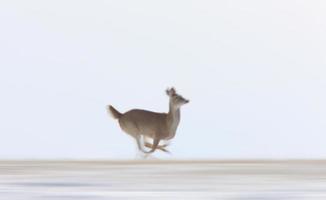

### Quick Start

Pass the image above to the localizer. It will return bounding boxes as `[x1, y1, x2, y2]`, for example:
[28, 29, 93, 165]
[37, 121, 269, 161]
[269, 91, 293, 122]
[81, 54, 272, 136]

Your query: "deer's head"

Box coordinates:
[166, 87, 189, 109]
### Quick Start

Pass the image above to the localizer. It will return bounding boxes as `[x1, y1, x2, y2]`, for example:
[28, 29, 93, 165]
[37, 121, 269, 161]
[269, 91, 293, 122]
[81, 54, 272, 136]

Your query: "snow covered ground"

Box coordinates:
[1, 160, 326, 200]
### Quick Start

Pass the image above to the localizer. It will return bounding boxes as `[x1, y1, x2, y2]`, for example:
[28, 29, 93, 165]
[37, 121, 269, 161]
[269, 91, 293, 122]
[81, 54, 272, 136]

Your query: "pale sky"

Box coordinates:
[0, 0, 325, 159]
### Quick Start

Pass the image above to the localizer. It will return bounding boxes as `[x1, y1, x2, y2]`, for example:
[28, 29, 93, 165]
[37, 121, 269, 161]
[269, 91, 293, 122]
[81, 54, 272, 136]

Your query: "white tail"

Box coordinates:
[107, 87, 189, 154]
[107, 105, 122, 119]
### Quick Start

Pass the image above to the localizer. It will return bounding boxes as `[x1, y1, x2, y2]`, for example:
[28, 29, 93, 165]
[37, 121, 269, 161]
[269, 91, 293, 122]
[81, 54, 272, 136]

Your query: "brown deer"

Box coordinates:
[107, 87, 189, 154]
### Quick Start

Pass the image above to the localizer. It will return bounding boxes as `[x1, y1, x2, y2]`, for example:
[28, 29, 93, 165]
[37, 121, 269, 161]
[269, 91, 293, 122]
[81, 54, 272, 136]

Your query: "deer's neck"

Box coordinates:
[166, 103, 180, 139]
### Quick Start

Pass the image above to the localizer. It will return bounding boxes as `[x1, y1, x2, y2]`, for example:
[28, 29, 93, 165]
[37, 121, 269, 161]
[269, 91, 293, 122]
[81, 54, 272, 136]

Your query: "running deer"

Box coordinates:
[107, 87, 189, 154]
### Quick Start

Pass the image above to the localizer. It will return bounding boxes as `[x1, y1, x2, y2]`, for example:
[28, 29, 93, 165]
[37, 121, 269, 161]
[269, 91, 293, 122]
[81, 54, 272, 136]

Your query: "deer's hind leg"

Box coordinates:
[134, 134, 147, 153]
[119, 120, 147, 154]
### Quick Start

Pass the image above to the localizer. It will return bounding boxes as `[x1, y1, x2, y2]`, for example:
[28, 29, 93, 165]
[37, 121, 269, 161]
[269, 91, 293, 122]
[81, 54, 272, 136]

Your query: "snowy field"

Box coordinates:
[1, 160, 326, 200]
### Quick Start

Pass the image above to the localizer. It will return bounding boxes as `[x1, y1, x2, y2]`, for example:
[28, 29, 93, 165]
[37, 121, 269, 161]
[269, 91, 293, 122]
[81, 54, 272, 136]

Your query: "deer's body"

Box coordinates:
[120, 109, 170, 139]
[107, 87, 188, 154]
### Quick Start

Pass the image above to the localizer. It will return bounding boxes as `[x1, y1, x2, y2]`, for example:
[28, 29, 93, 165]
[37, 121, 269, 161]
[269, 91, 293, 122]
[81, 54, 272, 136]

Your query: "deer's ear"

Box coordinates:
[166, 87, 176, 96]
[166, 89, 170, 96]
[170, 87, 176, 95]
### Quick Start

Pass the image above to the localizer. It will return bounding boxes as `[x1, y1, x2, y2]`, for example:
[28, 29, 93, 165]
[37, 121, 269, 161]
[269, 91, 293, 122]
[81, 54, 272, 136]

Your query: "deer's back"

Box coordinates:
[119, 109, 167, 137]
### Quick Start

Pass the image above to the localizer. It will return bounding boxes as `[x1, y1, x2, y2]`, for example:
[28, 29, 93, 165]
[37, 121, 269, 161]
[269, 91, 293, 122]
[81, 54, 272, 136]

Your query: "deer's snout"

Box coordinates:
[185, 99, 190, 104]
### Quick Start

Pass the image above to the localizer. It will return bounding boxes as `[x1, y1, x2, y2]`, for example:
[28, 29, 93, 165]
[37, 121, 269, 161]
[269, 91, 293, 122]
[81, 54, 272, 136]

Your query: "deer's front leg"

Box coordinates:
[143, 136, 170, 153]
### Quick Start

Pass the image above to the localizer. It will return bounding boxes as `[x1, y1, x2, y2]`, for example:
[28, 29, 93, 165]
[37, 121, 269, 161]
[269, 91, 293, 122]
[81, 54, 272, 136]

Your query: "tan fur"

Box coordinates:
[107, 105, 122, 119]
[108, 87, 189, 154]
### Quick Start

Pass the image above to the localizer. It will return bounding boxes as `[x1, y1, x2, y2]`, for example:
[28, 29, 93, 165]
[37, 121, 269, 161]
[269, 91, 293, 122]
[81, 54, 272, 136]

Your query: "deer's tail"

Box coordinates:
[107, 105, 122, 119]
